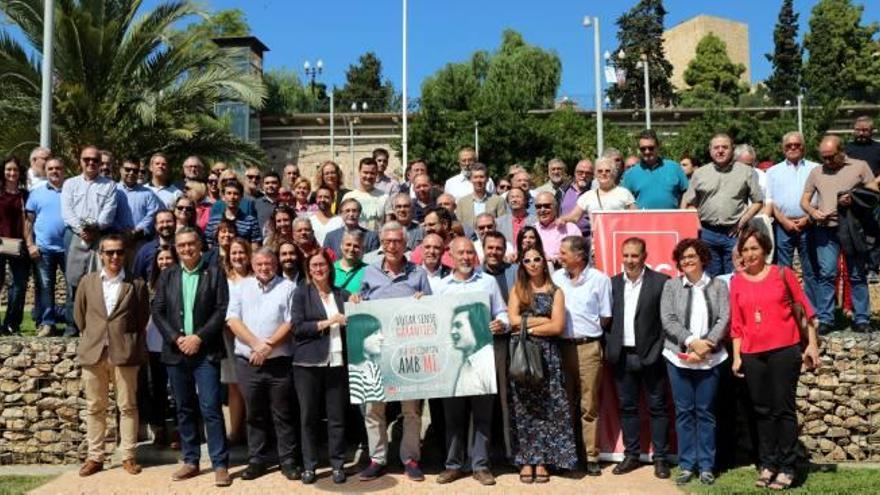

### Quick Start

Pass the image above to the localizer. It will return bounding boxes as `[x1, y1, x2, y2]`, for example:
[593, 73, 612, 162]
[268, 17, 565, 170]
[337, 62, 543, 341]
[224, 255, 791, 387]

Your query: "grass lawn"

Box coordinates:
[679, 466, 880, 494]
[0, 475, 56, 494]
[0, 310, 38, 336]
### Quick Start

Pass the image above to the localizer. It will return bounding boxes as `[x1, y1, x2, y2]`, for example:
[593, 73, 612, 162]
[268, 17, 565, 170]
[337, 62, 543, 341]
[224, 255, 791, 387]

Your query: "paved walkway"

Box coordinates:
[31, 462, 683, 495]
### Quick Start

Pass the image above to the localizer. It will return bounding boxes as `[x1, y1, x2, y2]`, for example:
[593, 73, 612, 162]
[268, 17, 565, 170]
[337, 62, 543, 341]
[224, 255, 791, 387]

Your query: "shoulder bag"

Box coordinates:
[508, 313, 545, 385]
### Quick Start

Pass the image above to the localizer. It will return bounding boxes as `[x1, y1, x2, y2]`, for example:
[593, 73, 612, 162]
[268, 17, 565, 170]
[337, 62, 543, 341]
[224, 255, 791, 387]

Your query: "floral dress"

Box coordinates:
[509, 289, 578, 468]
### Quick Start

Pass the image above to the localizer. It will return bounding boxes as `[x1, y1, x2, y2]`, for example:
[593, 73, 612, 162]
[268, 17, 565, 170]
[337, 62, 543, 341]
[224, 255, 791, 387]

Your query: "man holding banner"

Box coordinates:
[355, 222, 432, 482]
[435, 237, 509, 486]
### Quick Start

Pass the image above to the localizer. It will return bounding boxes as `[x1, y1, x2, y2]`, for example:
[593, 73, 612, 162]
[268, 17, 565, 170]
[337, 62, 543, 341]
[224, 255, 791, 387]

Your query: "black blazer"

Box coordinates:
[291, 284, 351, 366]
[607, 268, 669, 366]
[151, 262, 229, 365]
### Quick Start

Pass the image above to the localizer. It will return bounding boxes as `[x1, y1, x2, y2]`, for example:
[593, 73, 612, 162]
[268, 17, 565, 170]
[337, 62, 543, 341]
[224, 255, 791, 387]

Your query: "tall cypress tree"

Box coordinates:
[764, 0, 803, 105]
[606, 0, 675, 109]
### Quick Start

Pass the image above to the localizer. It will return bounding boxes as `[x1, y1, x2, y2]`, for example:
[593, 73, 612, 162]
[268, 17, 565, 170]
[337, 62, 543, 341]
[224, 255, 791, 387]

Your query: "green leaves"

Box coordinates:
[679, 34, 748, 108]
[764, 0, 803, 105]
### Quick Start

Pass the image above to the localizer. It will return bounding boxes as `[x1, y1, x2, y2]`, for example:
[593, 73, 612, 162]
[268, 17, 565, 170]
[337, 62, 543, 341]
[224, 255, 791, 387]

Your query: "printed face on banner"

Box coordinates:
[345, 292, 495, 403]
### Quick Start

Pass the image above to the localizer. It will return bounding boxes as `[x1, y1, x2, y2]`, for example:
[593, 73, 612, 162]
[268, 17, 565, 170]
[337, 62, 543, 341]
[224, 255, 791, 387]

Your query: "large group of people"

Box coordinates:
[0, 115, 878, 490]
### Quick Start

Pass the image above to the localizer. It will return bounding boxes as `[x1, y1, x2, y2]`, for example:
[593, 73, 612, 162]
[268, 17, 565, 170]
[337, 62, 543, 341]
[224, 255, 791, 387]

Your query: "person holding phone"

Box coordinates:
[729, 227, 819, 491]
[660, 238, 730, 486]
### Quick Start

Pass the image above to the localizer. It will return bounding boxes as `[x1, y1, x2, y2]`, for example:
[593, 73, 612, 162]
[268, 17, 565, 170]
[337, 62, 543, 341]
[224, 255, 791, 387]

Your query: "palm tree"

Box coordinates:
[0, 0, 267, 168]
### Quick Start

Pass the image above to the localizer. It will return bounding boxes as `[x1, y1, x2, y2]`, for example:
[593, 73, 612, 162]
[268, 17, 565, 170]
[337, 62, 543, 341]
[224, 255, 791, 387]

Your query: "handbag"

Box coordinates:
[0, 237, 24, 257]
[778, 265, 809, 348]
[508, 313, 545, 385]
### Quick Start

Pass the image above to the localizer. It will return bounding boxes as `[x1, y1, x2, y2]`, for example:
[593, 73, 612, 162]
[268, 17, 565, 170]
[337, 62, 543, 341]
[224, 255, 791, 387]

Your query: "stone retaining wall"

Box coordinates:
[0, 334, 874, 464]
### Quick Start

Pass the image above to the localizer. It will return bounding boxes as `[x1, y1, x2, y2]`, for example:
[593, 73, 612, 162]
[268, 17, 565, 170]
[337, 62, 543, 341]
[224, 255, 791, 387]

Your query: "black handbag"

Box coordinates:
[508, 313, 544, 385]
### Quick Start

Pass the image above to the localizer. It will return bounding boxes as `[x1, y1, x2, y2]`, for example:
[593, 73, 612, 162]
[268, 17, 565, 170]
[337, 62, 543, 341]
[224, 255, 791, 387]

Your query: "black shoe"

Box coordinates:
[854, 323, 872, 333]
[818, 323, 834, 336]
[332, 469, 346, 484]
[301, 470, 316, 484]
[280, 463, 303, 481]
[240, 464, 266, 480]
[586, 461, 602, 476]
[654, 460, 670, 479]
[612, 457, 640, 475]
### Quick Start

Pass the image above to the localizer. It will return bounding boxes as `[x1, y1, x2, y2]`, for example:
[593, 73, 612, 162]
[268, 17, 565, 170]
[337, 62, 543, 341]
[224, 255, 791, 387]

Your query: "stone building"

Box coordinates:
[662, 15, 751, 90]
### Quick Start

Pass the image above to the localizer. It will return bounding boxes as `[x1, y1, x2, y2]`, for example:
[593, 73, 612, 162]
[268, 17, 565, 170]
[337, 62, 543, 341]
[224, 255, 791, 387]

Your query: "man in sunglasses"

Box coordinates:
[621, 129, 689, 210]
[62, 146, 119, 336]
[111, 158, 162, 264]
[765, 131, 821, 305]
[534, 192, 580, 266]
[801, 135, 878, 334]
[75, 234, 149, 478]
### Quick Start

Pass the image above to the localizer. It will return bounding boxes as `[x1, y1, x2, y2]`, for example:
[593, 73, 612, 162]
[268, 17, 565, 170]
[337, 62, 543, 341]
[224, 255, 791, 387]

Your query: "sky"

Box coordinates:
[111, 1, 880, 107]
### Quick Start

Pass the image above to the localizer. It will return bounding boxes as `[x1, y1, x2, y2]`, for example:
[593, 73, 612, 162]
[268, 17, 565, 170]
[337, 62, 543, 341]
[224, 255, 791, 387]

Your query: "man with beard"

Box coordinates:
[133, 210, 177, 281]
[372, 148, 399, 195]
[342, 157, 388, 231]
[254, 171, 285, 236]
[323, 198, 379, 257]
[534, 158, 570, 204]
[435, 237, 508, 486]
[389, 193, 424, 250]
[277, 239, 302, 284]
[308, 186, 343, 245]
[473, 214, 515, 263]
[560, 159, 595, 237]
[292, 218, 332, 260]
[174, 156, 205, 190]
[410, 207, 454, 268]
[846, 116, 880, 175]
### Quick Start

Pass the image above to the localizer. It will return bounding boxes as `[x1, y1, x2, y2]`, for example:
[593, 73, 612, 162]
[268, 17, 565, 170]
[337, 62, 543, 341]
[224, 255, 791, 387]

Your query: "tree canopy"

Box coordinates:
[679, 33, 748, 107]
[334, 52, 396, 112]
[764, 0, 803, 105]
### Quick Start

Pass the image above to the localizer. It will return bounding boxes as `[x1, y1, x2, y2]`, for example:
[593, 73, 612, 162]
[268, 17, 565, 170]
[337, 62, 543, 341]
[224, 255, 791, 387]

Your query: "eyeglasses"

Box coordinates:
[381, 238, 404, 245]
[535, 203, 553, 210]
[394, 204, 411, 209]
[596, 169, 612, 174]
[522, 256, 544, 265]
[101, 249, 125, 257]
[176, 206, 194, 212]
[477, 225, 494, 231]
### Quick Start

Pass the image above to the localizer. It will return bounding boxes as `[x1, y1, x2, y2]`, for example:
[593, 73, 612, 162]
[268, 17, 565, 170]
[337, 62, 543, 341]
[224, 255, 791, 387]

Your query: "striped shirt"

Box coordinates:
[348, 361, 386, 404]
[204, 208, 262, 247]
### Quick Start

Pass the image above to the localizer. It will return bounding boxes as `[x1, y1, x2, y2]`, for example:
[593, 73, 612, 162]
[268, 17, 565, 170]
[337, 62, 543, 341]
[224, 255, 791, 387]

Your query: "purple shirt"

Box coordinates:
[536, 220, 581, 261]
[560, 184, 591, 236]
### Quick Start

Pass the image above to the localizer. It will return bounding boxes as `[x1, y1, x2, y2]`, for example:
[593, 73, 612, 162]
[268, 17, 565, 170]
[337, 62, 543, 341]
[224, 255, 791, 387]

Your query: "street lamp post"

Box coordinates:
[349, 102, 368, 174]
[39, 0, 55, 147]
[303, 59, 323, 96]
[474, 121, 480, 159]
[329, 88, 335, 156]
[796, 94, 804, 135]
[402, 0, 409, 169]
[636, 54, 651, 129]
[582, 16, 603, 156]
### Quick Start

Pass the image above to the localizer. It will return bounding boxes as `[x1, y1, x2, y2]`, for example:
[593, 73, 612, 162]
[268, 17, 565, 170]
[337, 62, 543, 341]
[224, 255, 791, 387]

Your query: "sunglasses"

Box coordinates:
[522, 256, 544, 265]
[497, 184, 511, 190]
[246, 174, 260, 180]
[102, 249, 125, 257]
[784, 143, 803, 150]
[176, 206, 194, 212]
[207, 179, 218, 185]
[122, 167, 138, 174]
[535, 203, 553, 210]
[639, 146, 655, 152]
[82, 157, 100, 163]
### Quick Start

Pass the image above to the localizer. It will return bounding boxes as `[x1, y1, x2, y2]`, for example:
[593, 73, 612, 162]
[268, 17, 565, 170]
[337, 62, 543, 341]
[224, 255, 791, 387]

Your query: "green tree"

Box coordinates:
[803, 0, 878, 103]
[263, 68, 322, 115]
[334, 52, 395, 112]
[0, 0, 266, 168]
[678, 34, 748, 107]
[764, 0, 803, 105]
[178, 8, 250, 40]
[606, 0, 675, 108]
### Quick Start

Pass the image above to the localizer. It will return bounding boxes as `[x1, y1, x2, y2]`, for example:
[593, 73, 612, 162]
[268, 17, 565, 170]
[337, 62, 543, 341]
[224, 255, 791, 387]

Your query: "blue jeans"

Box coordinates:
[167, 356, 228, 469]
[812, 226, 870, 325]
[0, 254, 29, 332]
[34, 250, 66, 327]
[699, 225, 737, 277]
[773, 223, 817, 310]
[666, 362, 721, 473]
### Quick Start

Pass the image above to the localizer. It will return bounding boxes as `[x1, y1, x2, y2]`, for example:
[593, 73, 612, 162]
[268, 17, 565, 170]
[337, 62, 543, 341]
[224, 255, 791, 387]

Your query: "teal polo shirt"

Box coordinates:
[621, 158, 689, 210]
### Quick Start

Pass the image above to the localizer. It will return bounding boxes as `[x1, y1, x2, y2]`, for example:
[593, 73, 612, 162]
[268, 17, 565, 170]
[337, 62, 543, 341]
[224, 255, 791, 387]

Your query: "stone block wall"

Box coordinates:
[0, 334, 874, 464]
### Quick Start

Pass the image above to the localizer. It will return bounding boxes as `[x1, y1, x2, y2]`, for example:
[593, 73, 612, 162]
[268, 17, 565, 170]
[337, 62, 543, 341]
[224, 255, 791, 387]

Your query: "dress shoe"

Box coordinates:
[302, 470, 317, 484]
[654, 460, 671, 479]
[280, 463, 303, 481]
[436, 468, 466, 484]
[240, 464, 266, 480]
[332, 468, 347, 484]
[818, 323, 834, 336]
[214, 467, 232, 487]
[473, 469, 496, 486]
[121, 459, 142, 475]
[855, 323, 872, 333]
[612, 457, 640, 475]
[79, 460, 103, 477]
[586, 461, 602, 476]
[171, 463, 199, 481]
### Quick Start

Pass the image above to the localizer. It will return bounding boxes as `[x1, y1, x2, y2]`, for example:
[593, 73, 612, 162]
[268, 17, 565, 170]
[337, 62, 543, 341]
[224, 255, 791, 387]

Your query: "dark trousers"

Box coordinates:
[0, 254, 29, 333]
[443, 394, 494, 471]
[742, 345, 801, 475]
[293, 365, 347, 470]
[137, 352, 169, 428]
[612, 349, 669, 461]
[236, 356, 299, 467]
[167, 355, 229, 469]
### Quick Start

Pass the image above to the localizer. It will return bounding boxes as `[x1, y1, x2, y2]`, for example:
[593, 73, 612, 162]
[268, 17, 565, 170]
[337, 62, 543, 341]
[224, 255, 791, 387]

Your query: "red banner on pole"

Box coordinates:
[590, 210, 701, 459]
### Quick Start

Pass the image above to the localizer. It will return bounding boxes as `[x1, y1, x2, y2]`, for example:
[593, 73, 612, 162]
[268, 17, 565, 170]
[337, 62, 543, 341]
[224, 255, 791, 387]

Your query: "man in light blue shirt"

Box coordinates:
[25, 158, 67, 336]
[145, 153, 181, 209]
[621, 130, 689, 209]
[61, 146, 118, 336]
[112, 158, 162, 241]
[764, 131, 820, 305]
[434, 237, 508, 486]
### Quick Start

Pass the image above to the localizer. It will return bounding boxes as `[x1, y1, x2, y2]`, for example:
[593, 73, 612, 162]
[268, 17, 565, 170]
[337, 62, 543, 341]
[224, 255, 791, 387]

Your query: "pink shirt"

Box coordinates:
[536, 221, 580, 260]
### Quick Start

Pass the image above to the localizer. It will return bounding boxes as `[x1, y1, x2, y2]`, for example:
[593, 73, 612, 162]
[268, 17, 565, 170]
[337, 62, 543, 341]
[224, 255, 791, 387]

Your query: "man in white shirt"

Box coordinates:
[435, 237, 508, 486]
[226, 248, 300, 481]
[552, 235, 611, 475]
[342, 157, 388, 231]
[444, 146, 496, 200]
